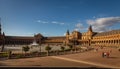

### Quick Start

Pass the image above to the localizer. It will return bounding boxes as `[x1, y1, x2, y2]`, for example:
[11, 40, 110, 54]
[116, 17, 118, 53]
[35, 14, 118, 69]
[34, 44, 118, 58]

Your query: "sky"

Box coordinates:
[0, 0, 120, 36]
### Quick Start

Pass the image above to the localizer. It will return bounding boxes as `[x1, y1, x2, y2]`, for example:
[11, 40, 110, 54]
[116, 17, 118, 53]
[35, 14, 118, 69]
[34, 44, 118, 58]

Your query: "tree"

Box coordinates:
[78, 47, 82, 52]
[22, 46, 30, 56]
[68, 43, 73, 53]
[45, 45, 51, 56]
[61, 46, 65, 54]
[7, 50, 12, 59]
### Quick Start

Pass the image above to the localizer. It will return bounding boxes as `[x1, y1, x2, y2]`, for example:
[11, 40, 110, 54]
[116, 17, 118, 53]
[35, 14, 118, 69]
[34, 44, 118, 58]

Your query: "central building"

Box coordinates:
[0, 22, 120, 47]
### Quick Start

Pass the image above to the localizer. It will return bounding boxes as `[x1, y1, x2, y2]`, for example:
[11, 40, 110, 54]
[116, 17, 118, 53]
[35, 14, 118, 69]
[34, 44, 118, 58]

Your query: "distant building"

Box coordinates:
[0, 22, 65, 45]
[0, 20, 120, 47]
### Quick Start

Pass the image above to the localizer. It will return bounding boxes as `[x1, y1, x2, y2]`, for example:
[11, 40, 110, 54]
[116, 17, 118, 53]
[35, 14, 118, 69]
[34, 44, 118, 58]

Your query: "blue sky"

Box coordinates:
[0, 0, 120, 36]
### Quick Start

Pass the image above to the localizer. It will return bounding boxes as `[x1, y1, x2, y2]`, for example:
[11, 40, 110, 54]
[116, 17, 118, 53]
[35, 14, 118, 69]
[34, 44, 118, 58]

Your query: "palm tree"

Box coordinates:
[61, 46, 65, 54]
[45, 45, 52, 56]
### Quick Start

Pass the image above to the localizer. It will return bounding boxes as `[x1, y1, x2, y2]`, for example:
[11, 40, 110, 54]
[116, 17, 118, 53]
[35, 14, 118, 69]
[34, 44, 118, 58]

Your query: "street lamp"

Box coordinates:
[88, 39, 91, 46]
[73, 35, 77, 53]
[1, 34, 5, 52]
[39, 38, 42, 56]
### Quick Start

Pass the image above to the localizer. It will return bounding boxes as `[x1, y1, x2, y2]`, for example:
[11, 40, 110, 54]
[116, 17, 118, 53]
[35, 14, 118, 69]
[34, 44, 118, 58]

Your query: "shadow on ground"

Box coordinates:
[0, 67, 113, 69]
[0, 63, 7, 66]
[108, 57, 120, 59]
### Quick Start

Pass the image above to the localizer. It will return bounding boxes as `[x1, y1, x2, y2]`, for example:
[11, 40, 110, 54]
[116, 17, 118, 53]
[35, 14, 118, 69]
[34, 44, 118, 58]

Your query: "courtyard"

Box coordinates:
[0, 46, 120, 68]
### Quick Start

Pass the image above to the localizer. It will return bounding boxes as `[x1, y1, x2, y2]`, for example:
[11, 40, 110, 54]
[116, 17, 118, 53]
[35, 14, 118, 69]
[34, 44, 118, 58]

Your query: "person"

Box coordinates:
[118, 48, 120, 52]
[110, 49, 112, 53]
[104, 52, 107, 57]
[96, 48, 98, 51]
[101, 46, 103, 49]
[106, 52, 109, 58]
[102, 52, 104, 58]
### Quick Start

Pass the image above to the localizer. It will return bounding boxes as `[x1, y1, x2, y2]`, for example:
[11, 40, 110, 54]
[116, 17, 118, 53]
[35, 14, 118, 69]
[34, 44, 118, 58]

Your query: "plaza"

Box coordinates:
[0, 46, 120, 68]
[0, 0, 120, 68]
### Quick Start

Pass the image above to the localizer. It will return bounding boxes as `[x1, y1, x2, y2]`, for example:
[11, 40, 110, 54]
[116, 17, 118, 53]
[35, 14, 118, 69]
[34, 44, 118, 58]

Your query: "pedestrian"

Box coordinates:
[110, 49, 112, 53]
[101, 46, 103, 49]
[94, 49, 96, 52]
[118, 48, 120, 52]
[102, 52, 104, 58]
[106, 52, 109, 58]
[96, 48, 98, 51]
[104, 52, 107, 57]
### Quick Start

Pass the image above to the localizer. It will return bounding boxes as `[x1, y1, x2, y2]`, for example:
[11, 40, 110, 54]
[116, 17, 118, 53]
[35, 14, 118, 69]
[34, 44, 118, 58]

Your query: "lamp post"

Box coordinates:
[1, 34, 5, 52]
[73, 35, 77, 53]
[88, 39, 91, 46]
[39, 38, 42, 56]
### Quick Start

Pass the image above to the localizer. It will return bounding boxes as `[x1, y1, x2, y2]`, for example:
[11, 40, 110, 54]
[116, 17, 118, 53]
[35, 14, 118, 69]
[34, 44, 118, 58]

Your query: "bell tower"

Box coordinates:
[66, 29, 70, 40]
[65, 29, 70, 45]
[88, 25, 92, 32]
[87, 25, 93, 40]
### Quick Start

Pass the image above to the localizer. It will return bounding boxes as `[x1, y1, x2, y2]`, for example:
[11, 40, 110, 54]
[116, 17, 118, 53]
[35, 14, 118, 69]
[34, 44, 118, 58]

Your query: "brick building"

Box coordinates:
[0, 21, 120, 47]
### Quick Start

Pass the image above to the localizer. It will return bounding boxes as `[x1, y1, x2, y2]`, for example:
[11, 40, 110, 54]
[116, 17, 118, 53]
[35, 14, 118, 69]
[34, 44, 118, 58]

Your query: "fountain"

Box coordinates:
[30, 37, 39, 46]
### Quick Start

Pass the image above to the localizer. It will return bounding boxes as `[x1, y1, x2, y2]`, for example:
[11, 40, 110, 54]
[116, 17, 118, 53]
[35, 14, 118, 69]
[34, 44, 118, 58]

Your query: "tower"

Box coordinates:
[87, 25, 93, 46]
[66, 29, 70, 40]
[65, 29, 70, 45]
[66, 29, 70, 35]
[88, 25, 92, 32]
[87, 25, 93, 35]
[3, 32, 5, 36]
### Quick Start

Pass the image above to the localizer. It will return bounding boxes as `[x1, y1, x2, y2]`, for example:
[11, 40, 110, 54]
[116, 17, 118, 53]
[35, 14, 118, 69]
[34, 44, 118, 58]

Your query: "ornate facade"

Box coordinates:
[0, 21, 120, 47]
[65, 25, 120, 47]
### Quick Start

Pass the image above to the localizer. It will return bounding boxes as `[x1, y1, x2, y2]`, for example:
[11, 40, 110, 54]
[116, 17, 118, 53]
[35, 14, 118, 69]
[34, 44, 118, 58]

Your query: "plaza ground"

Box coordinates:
[0, 46, 120, 68]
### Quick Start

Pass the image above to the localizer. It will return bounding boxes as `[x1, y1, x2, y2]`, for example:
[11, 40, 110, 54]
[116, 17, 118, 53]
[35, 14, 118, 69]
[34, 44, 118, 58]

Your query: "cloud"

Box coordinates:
[51, 21, 58, 24]
[74, 23, 84, 31]
[74, 28, 79, 31]
[64, 33, 66, 36]
[42, 32, 51, 36]
[60, 23, 65, 25]
[51, 21, 65, 25]
[36, 20, 48, 24]
[42, 21, 48, 24]
[37, 20, 41, 23]
[75, 23, 84, 29]
[37, 20, 65, 25]
[93, 16, 96, 19]
[87, 17, 120, 32]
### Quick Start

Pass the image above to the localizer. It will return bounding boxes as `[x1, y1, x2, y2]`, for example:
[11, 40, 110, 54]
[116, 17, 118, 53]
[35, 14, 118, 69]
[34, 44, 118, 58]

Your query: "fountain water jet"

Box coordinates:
[30, 36, 39, 46]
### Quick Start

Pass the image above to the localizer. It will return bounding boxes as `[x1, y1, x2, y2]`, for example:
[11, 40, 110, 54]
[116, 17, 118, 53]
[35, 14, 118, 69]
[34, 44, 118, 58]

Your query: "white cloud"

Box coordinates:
[60, 23, 65, 25]
[37, 20, 41, 23]
[36, 20, 68, 26]
[51, 21, 58, 24]
[36, 20, 48, 24]
[74, 28, 79, 31]
[64, 33, 66, 36]
[93, 16, 96, 19]
[42, 32, 51, 36]
[87, 17, 120, 32]
[75, 23, 84, 29]
[42, 21, 48, 24]
[51, 21, 65, 25]
[74, 23, 84, 31]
